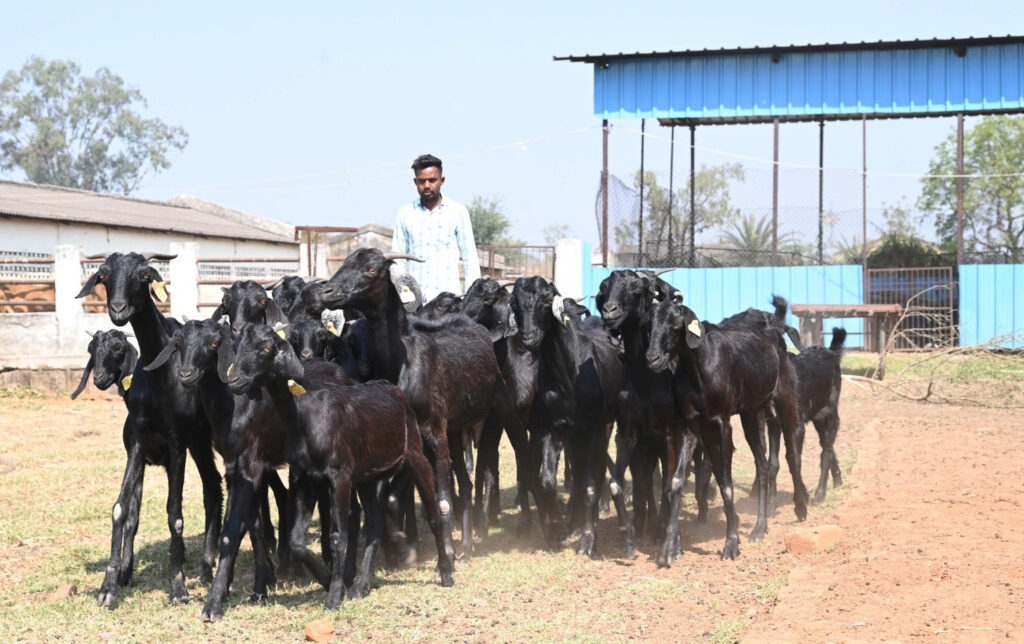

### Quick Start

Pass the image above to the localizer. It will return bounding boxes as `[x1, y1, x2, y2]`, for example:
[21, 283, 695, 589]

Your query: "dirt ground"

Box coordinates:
[1, 381, 1023, 642]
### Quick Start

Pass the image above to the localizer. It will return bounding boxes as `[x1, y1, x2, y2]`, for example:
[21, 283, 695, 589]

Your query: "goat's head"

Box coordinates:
[391, 272, 424, 313]
[77, 252, 174, 325]
[212, 280, 288, 333]
[561, 297, 591, 322]
[286, 281, 327, 322]
[286, 319, 335, 361]
[144, 319, 226, 388]
[419, 291, 462, 320]
[510, 276, 561, 350]
[218, 323, 304, 395]
[597, 269, 680, 330]
[460, 277, 516, 341]
[645, 300, 704, 373]
[71, 330, 138, 399]
[266, 275, 306, 315]
[320, 247, 423, 311]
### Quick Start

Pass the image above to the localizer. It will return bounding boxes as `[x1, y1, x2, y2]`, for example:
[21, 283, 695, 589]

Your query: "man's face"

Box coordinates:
[414, 166, 444, 202]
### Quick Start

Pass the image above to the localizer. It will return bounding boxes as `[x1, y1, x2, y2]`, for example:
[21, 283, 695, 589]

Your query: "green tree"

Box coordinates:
[541, 223, 572, 245]
[0, 56, 188, 195]
[866, 203, 947, 268]
[715, 213, 811, 267]
[614, 163, 744, 261]
[917, 115, 1024, 262]
[468, 195, 523, 246]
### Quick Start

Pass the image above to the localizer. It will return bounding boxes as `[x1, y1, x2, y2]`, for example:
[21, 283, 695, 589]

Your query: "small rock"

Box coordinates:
[784, 524, 844, 554]
[304, 617, 336, 642]
[46, 584, 77, 601]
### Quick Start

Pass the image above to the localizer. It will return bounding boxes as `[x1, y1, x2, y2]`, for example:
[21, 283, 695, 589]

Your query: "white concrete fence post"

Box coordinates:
[554, 238, 584, 300]
[54, 244, 85, 355]
[169, 242, 199, 320]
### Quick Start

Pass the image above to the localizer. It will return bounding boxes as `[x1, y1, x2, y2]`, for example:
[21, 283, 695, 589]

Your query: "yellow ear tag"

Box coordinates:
[226, 364, 233, 377]
[399, 285, 416, 304]
[277, 329, 287, 339]
[152, 281, 168, 303]
[121, 374, 133, 391]
[687, 319, 702, 337]
[326, 321, 340, 336]
[287, 379, 307, 396]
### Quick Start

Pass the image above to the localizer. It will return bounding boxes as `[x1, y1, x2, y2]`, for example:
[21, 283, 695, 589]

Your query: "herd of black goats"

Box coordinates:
[70, 248, 847, 621]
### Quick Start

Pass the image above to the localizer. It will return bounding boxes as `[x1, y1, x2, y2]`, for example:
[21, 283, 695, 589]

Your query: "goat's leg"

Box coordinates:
[424, 419, 457, 564]
[656, 430, 699, 567]
[655, 427, 683, 561]
[325, 476, 353, 611]
[350, 482, 382, 599]
[200, 472, 258, 622]
[405, 433, 455, 587]
[765, 415, 782, 516]
[494, 385, 535, 535]
[286, 473, 331, 588]
[609, 414, 638, 558]
[248, 477, 276, 603]
[739, 412, 770, 542]
[98, 441, 144, 609]
[533, 428, 566, 546]
[577, 427, 609, 559]
[165, 450, 189, 603]
[449, 430, 474, 560]
[317, 482, 334, 569]
[117, 458, 145, 588]
[474, 414, 500, 536]
[827, 413, 844, 487]
[777, 402, 809, 521]
[381, 472, 416, 569]
[814, 414, 843, 503]
[188, 443, 223, 585]
[703, 417, 740, 560]
[265, 470, 294, 577]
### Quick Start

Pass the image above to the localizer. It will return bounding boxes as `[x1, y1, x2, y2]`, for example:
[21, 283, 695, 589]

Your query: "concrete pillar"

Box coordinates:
[299, 242, 310, 277]
[54, 244, 85, 354]
[554, 238, 584, 300]
[169, 242, 199, 320]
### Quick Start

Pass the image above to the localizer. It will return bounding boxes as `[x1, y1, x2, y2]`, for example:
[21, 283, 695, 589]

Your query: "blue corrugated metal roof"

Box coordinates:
[557, 36, 1024, 124]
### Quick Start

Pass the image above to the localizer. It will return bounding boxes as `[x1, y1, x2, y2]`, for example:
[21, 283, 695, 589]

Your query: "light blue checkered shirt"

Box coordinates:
[391, 196, 481, 302]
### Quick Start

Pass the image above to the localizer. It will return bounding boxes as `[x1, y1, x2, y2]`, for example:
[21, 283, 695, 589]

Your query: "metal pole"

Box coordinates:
[862, 115, 869, 304]
[956, 113, 965, 267]
[772, 119, 779, 266]
[689, 125, 696, 267]
[601, 119, 609, 267]
[639, 118, 646, 266]
[668, 125, 675, 263]
[818, 120, 825, 264]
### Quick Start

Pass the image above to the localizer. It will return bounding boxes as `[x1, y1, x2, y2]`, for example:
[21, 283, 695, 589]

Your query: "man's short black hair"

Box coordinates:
[411, 154, 442, 173]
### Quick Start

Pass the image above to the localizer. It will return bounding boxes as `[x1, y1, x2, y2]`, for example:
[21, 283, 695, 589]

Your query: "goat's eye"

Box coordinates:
[97, 271, 107, 282]
[115, 346, 125, 354]
[366, 268, 378, 277]
[261, 346, 272, 354]
[209, 341, 219, 349]
[258, 298, 267, 306]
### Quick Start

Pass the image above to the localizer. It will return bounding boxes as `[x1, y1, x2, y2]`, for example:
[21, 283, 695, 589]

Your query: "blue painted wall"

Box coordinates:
[580, 250, 864, 347]
[593, 41, 1024, 121]
[958, 264, 1024, 347]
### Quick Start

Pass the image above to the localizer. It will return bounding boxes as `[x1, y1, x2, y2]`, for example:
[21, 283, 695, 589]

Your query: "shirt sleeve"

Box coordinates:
[456, 204, 481, 286]
[391, 207, 409, 276]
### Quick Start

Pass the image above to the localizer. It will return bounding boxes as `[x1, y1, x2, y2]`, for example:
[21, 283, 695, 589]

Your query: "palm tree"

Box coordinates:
[714, 213, 811, 266]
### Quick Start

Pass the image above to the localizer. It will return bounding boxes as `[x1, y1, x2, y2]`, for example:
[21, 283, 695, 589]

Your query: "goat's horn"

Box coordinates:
[383, 253, 425, 263]
[263, 276, 287, 290]
[652, 268, 674, 277]
[496, 279, 516, 288]
[305, 276, 327, 283]
[82, 253, 109, 260]
[84, 329, 97, 337]
[142, 252, 178, 262]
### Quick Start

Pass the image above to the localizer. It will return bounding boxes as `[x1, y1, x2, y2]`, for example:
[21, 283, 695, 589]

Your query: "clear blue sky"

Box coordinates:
[3, 1, 1022, 248]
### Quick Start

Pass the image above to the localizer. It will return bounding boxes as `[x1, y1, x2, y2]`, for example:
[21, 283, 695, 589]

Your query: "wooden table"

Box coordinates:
[790, 304, 902, 351]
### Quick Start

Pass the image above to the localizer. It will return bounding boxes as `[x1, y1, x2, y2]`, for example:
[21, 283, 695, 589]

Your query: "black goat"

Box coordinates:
[285, 279, 329, 322]
[144, 319, 356, 621]
[219, 323, 454, 610]
[211, 280, 289, 334]
[77, 252, 223, 607]
[597, 269, 685, 562]
[458, 277, 535, 536]
[71, 330, 138, 401]
[791, 327, 847, 503]
[419, 291, 463, 320]
[320, 248, 527, 560]
[646, 298, 808, 562]
[511, 276, 621, 556]
[266, 275, 307, 317]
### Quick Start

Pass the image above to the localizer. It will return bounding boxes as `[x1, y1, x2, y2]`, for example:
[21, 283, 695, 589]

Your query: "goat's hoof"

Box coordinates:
[248, 591, 268, 604]
[576, 534, 596, 558]
[97, 588, 118, 609]
[795, 505, 808, 522]
[348, 581, 370, 600]
[814, 489, 827, 505]
[439, 570, 455, 587]
[721, 539, 741, 561]
[170, 583, 189, 604]
[201, 606, 222, 623]
[749, 525, 767, 542]
[199, 568, 214, 586]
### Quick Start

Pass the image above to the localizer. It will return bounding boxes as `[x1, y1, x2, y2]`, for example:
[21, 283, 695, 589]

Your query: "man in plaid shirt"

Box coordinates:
[391, 154, 481, 302]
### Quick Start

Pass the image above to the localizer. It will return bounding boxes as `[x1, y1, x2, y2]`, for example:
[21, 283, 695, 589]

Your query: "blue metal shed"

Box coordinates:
[557, 36, 1024, 124]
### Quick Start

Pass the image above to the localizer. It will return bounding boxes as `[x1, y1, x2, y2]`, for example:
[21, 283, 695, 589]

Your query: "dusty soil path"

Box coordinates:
[741, 394, 1024, 642]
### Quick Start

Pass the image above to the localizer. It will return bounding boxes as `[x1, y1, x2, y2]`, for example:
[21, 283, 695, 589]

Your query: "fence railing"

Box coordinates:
[196, 256, 301, 309]
[0, 256, 56, 312]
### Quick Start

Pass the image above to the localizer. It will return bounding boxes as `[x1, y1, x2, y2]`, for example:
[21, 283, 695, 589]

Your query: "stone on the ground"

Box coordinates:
[784, 524, 844, 554]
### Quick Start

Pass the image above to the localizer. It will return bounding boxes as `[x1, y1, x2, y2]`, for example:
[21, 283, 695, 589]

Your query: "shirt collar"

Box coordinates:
[414, 196, 447, 212]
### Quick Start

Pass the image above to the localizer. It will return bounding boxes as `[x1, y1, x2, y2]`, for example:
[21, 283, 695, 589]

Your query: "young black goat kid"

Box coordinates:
[71, 330, 138, 401]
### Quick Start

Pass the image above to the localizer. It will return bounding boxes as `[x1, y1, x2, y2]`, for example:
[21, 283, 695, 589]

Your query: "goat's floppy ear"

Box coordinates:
[121, 344, 139, 380]
[76, 270, 103, 299]
[216, 327, 235, 383]
[140, 266, 168, 302]
[273, 337, 304, 381]
[264, 298, 289, 327]
[209, 304, 225, 321]
[681, 306, 704, 350]
[784, 325, 804, 351]
[491, 293, 515, 342]
[71, 356, 94, 400]
[144, 340, 177, 371]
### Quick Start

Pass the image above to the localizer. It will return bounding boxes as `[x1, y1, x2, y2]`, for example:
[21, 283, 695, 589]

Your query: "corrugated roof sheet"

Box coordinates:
[0, 180, 294, 244]
[555, 35, 1024, 63]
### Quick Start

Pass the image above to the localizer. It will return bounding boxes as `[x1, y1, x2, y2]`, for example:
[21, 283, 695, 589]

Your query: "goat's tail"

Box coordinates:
[770, 294, 789, 323]
[829, 327, 848, 355]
